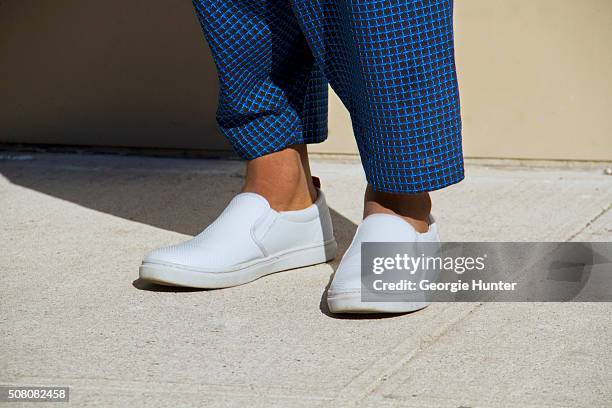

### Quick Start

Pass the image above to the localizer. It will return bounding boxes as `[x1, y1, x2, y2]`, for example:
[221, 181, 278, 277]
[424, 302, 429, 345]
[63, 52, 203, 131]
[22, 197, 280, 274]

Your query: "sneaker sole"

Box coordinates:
[139, 239, 337, 289]
[327, 291, 430, 314]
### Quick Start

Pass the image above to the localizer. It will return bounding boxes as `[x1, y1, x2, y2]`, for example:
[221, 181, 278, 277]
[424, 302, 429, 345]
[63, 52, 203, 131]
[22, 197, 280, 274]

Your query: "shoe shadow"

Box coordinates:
[131, 278, 211, 292]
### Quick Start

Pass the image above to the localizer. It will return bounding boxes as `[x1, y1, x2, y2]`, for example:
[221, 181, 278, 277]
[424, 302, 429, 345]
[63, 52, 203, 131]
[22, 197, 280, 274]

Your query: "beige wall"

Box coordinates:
[0, 0, 228, 151]
[1, 0, 611, 160]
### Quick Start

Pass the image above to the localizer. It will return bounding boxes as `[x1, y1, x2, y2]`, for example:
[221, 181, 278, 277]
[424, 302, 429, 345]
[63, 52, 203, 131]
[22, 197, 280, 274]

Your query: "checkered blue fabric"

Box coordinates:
[192, 0, 464, 193]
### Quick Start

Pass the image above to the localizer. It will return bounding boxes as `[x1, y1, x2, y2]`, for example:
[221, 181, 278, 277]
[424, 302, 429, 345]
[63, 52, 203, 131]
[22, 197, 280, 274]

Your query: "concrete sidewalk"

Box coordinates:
[1, 153, 611, 407]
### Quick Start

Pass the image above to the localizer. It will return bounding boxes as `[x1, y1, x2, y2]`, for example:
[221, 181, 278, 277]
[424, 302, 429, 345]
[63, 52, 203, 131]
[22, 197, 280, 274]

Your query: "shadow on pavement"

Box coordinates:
[0, 154, 358, 236]
[132, 278, 211, 292]
[0, 154, 403, 319]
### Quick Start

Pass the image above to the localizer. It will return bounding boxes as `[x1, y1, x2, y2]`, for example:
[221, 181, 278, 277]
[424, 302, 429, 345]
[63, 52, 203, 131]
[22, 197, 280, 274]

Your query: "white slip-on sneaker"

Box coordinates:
[139, 188, 337, 288]
[327, 213, 440, 314]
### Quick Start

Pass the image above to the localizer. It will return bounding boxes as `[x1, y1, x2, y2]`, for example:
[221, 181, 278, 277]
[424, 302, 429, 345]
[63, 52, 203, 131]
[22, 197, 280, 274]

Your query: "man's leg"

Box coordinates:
[290, 0, 464, 312]
[291, 0, 463, 224]
[138, 0, 337, 288]
[192, 0, 327, 211]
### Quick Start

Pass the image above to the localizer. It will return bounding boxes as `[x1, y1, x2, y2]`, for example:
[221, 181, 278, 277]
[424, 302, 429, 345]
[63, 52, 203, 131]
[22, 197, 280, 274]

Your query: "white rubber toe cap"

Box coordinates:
[327, 214, 439, 313]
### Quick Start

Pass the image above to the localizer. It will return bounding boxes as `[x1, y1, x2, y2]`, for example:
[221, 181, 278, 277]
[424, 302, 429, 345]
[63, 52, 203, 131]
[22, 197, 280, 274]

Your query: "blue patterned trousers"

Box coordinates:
[192, 0, 464, 193]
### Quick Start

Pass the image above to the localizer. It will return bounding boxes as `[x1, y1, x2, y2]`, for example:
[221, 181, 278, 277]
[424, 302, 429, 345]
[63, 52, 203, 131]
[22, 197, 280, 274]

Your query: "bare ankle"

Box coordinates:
[363, 185, 431, 233]
[242, 145, 317, 211]
[243, 174, 315, 211]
